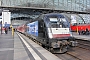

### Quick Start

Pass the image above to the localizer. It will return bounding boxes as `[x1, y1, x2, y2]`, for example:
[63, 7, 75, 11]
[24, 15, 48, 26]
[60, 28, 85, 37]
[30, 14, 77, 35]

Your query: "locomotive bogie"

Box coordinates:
[51, 40, 69, 48]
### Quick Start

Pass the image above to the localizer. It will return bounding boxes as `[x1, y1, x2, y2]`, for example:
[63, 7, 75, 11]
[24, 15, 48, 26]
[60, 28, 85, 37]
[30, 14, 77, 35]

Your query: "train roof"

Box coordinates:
[29, 13, 67, 22]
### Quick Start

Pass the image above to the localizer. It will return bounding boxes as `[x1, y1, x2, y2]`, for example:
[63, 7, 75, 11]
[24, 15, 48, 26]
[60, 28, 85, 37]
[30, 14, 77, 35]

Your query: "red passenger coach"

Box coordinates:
[71, 24, 90, 35]
[17, 24, 26, 33]
[71, 24, 90, 31]
[70, 14, 90, 35]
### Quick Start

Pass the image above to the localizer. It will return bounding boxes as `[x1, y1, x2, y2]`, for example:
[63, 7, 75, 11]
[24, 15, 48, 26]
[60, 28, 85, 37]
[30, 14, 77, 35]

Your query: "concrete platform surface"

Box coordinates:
[72, 32, 90, 40]
[0, 31, 61, 60]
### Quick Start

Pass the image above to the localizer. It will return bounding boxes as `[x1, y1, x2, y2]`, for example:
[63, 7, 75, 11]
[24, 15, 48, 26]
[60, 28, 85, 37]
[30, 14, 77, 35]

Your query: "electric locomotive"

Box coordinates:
[24, 13, 75, 53]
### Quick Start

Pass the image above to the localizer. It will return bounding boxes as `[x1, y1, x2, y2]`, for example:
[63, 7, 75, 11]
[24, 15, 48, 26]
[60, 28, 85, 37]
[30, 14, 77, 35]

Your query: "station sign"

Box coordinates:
[2, 11, 11, 27]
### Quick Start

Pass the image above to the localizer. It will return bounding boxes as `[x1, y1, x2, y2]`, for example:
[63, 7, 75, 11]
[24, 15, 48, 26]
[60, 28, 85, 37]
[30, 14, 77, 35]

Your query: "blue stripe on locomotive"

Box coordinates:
[27, 21, 38, 36]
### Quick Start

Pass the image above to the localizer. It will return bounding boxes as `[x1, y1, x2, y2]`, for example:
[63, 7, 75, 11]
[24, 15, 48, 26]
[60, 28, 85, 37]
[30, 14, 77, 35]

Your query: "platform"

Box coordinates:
[0, 31, 61, 60]
[72, 32, 90, 41]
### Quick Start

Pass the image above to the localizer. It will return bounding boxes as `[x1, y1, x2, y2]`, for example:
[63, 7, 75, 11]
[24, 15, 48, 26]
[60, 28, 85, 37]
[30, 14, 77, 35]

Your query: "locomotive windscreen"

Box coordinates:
[49, 18, 69, 28]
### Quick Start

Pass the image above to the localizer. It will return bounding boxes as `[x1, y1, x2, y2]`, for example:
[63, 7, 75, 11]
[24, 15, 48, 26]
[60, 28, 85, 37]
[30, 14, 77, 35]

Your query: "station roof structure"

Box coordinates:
[0, 0, 90, 12]
[0, 0, 90, 26]
[0, 6, 90, 16]
[0, 0, 90, 14]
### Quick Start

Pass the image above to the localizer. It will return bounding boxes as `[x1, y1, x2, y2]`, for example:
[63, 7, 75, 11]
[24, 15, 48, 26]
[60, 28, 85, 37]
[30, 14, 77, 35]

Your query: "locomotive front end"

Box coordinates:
[45, 14, 75, 53]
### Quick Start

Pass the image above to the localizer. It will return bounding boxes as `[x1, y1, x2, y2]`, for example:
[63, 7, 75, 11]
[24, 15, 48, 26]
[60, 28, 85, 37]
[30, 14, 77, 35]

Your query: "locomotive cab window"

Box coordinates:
[49, 18, 58, 28]
[59, 18, 69, 28]
[49, 18, 69, 28]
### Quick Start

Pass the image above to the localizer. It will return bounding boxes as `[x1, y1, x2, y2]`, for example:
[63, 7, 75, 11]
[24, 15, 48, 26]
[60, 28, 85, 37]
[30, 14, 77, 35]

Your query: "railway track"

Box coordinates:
[55, 47, 90, 60]
[77, 40, 90, 50]
[55, 39, 90, 60]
